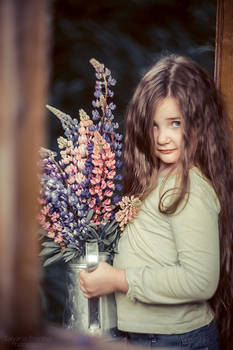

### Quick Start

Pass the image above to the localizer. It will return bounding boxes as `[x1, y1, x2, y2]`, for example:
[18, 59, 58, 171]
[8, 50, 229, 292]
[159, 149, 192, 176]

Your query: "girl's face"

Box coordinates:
[153, 97, 183, 171]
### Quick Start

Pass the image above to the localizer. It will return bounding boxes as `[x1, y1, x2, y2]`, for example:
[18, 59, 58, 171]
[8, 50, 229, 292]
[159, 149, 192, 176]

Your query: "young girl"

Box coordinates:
[79, 55, 233, 349]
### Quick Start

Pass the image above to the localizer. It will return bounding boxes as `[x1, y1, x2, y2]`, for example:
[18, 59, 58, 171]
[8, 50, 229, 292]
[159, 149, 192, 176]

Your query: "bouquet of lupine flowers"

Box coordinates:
[38, 59, 141, 266]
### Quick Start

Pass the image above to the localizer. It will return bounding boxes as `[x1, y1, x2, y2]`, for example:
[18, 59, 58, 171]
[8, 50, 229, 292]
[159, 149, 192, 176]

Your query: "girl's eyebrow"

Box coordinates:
[166, 117, 181, 120]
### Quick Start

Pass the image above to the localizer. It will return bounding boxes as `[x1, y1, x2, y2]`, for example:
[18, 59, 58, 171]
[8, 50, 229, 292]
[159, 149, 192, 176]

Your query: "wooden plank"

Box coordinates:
[215, 0, 233, 129]
[0, 0, 18, 338]
[0, 0, 49, 343]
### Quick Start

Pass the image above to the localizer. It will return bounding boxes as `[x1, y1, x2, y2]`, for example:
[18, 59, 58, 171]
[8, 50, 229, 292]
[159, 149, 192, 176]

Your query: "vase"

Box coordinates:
[63, 250, 117, 337]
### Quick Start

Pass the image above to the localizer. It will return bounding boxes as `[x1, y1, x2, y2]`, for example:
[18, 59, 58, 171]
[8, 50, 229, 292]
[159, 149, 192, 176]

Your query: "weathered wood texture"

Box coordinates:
[215, 0, 233, 129]
[0, 0, 49, 343]
[215, 2, 233, 349]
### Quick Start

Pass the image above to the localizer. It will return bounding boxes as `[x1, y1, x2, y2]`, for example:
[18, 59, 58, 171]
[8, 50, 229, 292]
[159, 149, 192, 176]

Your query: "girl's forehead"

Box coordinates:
[153, 97, 182, 118]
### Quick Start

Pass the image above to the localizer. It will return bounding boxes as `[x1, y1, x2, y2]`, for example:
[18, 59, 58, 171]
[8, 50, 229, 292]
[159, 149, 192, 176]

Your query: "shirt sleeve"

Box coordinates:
[125, 179, 220, 305]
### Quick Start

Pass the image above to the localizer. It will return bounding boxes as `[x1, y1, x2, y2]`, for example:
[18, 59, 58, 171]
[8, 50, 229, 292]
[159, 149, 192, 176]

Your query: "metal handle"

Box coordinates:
[85, 241, 100, 330]
[85, 241, 99, 272]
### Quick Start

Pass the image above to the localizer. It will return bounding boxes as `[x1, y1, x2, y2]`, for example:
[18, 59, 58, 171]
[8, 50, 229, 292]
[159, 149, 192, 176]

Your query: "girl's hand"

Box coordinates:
[79, 261, 129, 298]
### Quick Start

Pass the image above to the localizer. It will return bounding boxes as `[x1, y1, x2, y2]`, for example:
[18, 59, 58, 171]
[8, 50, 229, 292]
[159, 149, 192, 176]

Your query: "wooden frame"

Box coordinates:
[215, 0, 233, 128]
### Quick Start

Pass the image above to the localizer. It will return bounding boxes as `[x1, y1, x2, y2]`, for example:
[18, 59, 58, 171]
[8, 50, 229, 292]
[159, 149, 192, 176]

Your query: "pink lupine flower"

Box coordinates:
[89, 198, 96, 208]
[61, 149, 70, 157]
[62, 156, 73, 165]
[51, 212, 60, 222]
[104, 189, 113, 197]
[79, 126, 86, 135]
[115, 196, 142, 231]
[104, 206, 113, 212]
[75, 173, 85, 184]
[72, 147, 82, 157]
[41, 206, 50, 216]
[103, 198, 111, 206]
[101, 181, 107, 190]
[43, 222, 51, 231]
[48, 231, 55, 239]
[92, 159, 104, 167]
[54, 233, 63, 244]
[94, 185, 101, 195]
[67, 176, 76, 185]
[105, 159, 116, 168]
[38, 198, 46, 205]
[95, 208, 101, 215]
[78, 135, 88, 144]
[105, 150, 114, 158]
[52, 222, 62, 231]
[92, 153, 101, 160]
[103, 212, 111, 220]
[77, 159, 86, 170]
[65, 164, 77, 175]
[39, 214, 46, 225]
[106, 180, 115, 189]
[107, 170, 116, 179]
[103, 143, 110, 150]
[93, 167, 103, 175]
[78, 144, 87, 157]
[89, 187, 96, 195]
[90, 175, 101, 185]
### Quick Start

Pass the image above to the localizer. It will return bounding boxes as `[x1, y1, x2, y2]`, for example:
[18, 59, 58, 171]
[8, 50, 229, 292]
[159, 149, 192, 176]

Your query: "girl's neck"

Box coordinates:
[158, 163, 181, 178]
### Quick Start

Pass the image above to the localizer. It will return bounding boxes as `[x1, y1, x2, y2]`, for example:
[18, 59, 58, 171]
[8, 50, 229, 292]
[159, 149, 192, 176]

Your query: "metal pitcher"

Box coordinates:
[63, 242, 117, 336]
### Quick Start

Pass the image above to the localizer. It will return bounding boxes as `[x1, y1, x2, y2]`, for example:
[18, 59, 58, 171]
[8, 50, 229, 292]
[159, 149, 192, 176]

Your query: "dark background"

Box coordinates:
[42, 0, 216, 326]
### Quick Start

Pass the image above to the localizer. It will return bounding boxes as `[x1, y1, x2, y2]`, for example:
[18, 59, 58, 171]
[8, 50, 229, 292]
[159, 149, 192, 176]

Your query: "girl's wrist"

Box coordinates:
[114, 268, 129, 293]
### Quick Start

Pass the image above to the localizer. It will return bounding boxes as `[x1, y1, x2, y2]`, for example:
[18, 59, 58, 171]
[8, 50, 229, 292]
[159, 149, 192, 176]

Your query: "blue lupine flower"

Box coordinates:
[109, 102, 116, 110]
[92, 110, 100, 121]
[105, 108, 112, 118]
[108, 89, 114, 97]
[108, 77, 116, 86]
[116, 150, 122, 158]
[116, 184, 123, 191]
[113, 195, 121, 203]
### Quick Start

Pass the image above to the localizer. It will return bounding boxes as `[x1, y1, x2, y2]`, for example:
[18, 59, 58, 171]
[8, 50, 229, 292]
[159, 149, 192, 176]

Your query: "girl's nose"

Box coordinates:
[156, 128, 170, 145]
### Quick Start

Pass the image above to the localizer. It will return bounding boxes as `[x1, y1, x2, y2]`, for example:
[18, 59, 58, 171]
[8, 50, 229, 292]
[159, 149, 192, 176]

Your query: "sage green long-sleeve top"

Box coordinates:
[113, 167, 220, 334]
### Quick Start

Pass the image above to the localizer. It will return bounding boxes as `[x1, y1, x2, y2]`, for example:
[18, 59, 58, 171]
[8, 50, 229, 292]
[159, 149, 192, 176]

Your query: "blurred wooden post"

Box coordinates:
[215, 2, 233, 349]
[215, 0, 233, 129]
[0, 0, 49, 344]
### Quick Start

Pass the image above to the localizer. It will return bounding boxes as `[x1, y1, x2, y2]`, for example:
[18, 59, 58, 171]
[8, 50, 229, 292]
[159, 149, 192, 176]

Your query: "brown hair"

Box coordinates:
[123, 55, 233, 347]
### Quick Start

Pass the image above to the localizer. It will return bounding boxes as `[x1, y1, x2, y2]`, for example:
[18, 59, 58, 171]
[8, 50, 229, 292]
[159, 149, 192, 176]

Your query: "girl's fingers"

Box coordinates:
[83, 292, 91, 299]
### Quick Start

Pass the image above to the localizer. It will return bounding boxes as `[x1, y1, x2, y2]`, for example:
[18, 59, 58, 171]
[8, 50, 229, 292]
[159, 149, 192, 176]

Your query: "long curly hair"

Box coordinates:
[123, 55, 233, 347]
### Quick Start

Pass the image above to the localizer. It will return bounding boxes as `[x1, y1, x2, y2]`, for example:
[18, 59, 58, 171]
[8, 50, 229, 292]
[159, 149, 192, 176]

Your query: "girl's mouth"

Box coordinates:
[159, 149, 176, 154]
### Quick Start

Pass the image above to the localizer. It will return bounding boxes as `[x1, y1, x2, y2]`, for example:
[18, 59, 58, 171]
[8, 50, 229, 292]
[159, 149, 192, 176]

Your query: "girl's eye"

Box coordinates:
[172, 120, 181, 127]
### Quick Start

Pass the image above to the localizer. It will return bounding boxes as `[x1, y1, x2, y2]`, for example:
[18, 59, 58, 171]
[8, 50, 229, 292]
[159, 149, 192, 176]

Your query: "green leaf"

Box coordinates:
[105, 220, 118, 234]
[86, 209, 94, 222]
[64, 253, 75, 263]
[105, 222, 119, 237]
[39, 229, 48, 239]
[104, 230, 119, 245]
[86, 226, 100, 239]
[39, 247, 60, 257]
[63, 250, 75, 258]
[42, 241, 60, 248]
[89, 222, 99, 227]
[101, 239, 111, 245]
[43, 252, 64, 267]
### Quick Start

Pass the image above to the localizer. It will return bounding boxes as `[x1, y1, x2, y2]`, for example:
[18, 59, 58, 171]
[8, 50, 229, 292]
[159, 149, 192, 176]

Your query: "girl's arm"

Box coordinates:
[79, 261, 128, 298]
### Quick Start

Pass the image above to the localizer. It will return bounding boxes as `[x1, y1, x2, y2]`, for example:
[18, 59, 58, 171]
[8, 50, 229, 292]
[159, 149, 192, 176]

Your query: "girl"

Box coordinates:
[79, 55, 233, 349]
